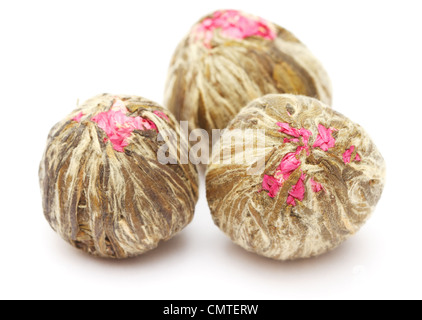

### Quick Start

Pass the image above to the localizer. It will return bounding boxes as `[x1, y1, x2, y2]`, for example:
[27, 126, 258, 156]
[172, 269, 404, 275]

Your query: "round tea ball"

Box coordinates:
[39, 94, 198, 259]
[165, 9, 332, 134]
[206, 94, 385, 260]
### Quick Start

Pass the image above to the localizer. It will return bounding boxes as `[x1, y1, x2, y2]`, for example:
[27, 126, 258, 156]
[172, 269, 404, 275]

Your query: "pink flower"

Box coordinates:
[262, 175, 282, 198]
[262, 121, 346, 202]
[91, 102, 158, 152]
[342, 146, 355, 164]
[72, 112, 84, 123]
[144, 119, 157, 131]
[354, 153, 361, 162]
[153, 110, 170, 122]
[294, 146, 310, 156]
[194, 10, 276, 48]
[313, 124, 337, 151]
[287, 174, 306, 206]
[299, 128, 313, 147]
[283, 138, 300, 144]
[132, 117, 157, 131]
[277, 123, 313, 148]
[343, 145, 362, 163]
[263, 119, 349, 204]
[277, 153, 301, 177]
[310, 178, 324, 193]
[277, 122, 300, 137]
[262, 122, 314, 198]
[262, 152, 302, 198]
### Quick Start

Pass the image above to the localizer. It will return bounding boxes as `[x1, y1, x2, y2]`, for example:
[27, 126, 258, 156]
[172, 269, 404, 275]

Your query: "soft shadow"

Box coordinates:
[224, 236, 364, 272]
[52, 233, 189, 268]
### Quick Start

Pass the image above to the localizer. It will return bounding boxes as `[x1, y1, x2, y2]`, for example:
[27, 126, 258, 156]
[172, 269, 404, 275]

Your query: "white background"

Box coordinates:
[1, 0, 421, 300]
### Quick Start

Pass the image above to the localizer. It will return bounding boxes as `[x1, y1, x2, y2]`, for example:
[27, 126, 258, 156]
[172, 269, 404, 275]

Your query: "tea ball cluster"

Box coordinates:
[40, 10, 385, 261]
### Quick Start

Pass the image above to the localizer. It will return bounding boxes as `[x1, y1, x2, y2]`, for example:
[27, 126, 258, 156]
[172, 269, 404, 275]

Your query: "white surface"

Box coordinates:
[0, 0, 421, 300]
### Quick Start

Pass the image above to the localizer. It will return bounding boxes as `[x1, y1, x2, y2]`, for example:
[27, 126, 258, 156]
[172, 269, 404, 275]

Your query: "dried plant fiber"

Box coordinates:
[39, 94, 198, 259]
[206, 94, 385, 260]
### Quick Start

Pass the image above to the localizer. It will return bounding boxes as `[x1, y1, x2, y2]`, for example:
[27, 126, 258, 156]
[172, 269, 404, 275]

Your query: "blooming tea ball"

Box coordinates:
[39, 94, 198, 259]
[206, 94, 385, 260]
[165, 9, 332, 134]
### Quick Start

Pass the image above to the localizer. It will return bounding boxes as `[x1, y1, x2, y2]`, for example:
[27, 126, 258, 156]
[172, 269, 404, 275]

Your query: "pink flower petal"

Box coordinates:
[277, 153, 301, 176]
[318, 124, 330, 141]
[286, 195, 296, 206]
[262, 151, 302, 198]
[263, 122, 339, 202]
[310, 178, 324, 193]
[295, 146, 311, 157]
[354, 153, 361, 162]
[263, 122, 313, 199]
[278, 123, 313, 148]
[283, 138, 300, 144]
[92, 104, 158, 153]
[142, 119, 157, 131]
[194, 10, 276, 48]
[343, 146, 355, 164]
[289, 174, 306, 199]
[277, 122, 300, 137]
[287, 174, 306, 206]
[222, 26, 244, 39]
[299, 128, 313, 147]
[262, 175, 282, 198]
[313, 124, 337, 151]
[72, 112, 84, 123]
[153, 110, 170, 122]
[202, 18, 213, 28]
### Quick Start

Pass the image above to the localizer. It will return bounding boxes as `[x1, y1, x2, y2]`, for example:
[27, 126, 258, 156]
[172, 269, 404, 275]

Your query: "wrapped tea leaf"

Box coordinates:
[206, 94, 385, 260]
[165, 9, 332, 134]
[39, 94, 198, 259]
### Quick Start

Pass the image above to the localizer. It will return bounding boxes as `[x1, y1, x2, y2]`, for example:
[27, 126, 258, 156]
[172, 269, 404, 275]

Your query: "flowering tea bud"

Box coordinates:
[165, 9, 332, 134]
[206, 94, 385, 260]
[39, 94, 198, 259]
